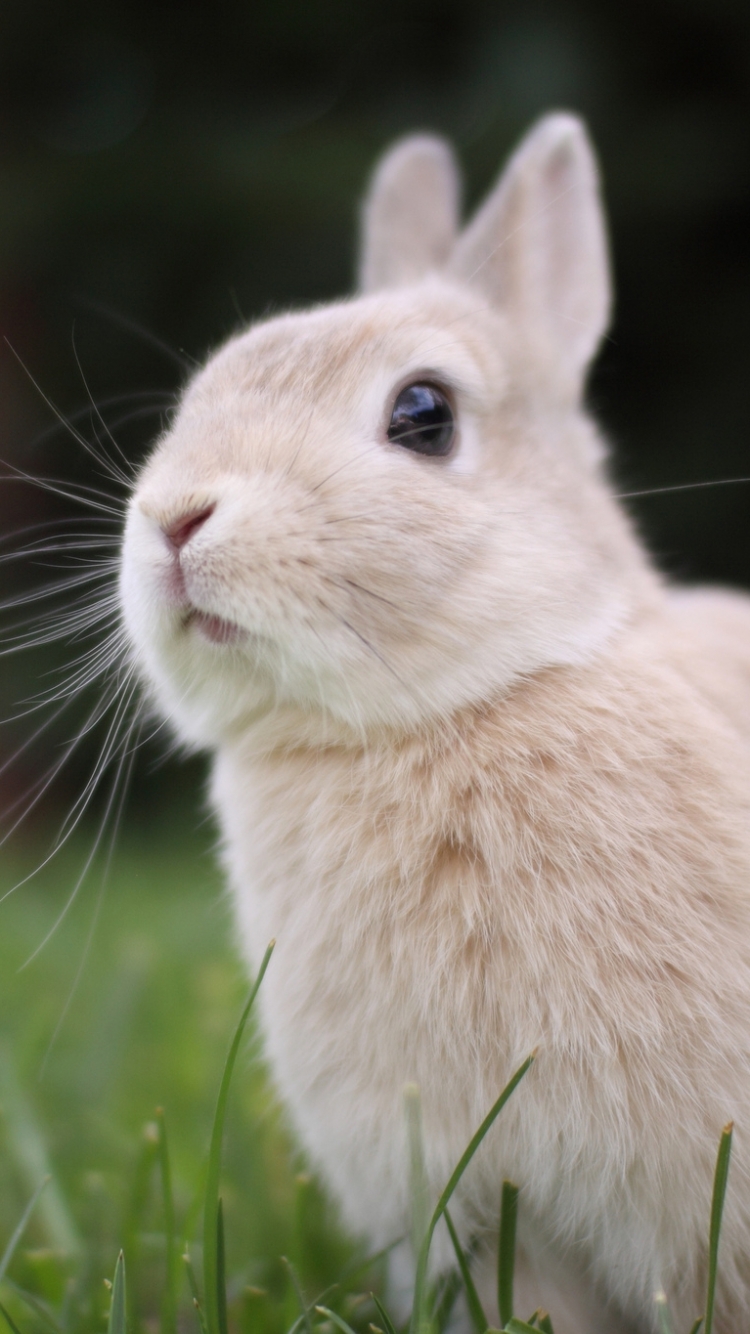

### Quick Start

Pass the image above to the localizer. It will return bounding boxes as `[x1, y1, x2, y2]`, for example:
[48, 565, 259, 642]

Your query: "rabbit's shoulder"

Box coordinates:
[653, 585, 750, 745]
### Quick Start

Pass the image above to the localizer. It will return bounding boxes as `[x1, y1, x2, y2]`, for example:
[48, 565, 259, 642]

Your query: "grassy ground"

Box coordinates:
[0, 823, 358, 1334]
[0, 823, 730, 1334]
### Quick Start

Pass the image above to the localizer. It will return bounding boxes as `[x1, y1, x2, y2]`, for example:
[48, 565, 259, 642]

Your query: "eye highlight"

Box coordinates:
[386, 382, 455, 457]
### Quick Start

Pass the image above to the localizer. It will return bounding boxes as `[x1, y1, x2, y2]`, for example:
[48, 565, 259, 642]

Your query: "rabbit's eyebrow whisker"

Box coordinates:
[616, 477, 750, 501]
[464, 182, 576, 287]
[27, 388, 174, 453]
[5, 337, 134, 489]
[71, 329, 140, 483]
[73, 293, 197, 370]
[306, 443, 384, 495]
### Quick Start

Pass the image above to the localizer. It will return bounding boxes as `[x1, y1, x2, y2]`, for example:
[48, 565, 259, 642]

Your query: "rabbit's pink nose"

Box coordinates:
[164, 504, 215, 550]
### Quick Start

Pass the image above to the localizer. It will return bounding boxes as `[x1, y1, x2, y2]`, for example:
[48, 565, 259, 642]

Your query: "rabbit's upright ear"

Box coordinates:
[359, 135, 460, 292]
[450, 114, 610, 397]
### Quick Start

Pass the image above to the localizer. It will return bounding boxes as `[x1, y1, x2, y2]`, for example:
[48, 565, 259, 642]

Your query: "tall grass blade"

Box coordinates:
[688, 1321, 703, 1334]
[535, 1315, 554, 1334]
[314, 1306, 358, 1334]
[0, 1178, 49, 1284]
[4, 1282, 62, 1334]
[498, 1181, 519, 1326]
[0, 1049, 80, 1257]
[0, 1303, 23, 1334]
[122, 1122, 158, 1279]
[443, 1208, 487, 1334]
[405, 1087, 429, 1270]
[430, 1269, 462, 1334]
[216, 1201, 228, 1334]
[155, 1110, 177, 1334]
[654, 1290, 674, 1334]
[704, 1122, 733, 1334]
[503, 1319, 539, 1333]
[107, 1252, 126, 1334]
[371, 1294, 399, 1334]
[409, 1053, 534, 1334]
[183, 1251, 209, 1334]
[202, 941, 274, 1334]
[282, 1257, 313, 1334]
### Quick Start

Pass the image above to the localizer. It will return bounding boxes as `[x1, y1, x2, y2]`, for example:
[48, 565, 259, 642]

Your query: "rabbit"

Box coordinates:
[118, 112, 750, 1334]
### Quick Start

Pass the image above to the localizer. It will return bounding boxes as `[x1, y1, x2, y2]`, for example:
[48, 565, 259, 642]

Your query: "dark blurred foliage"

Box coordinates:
[0, 0, 748, 829]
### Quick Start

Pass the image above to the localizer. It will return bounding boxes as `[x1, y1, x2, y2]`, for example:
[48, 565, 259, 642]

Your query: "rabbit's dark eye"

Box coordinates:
[387, 383, 455, 457]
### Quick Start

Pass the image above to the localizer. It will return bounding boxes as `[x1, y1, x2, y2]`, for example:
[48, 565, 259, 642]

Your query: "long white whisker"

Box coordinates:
[54, 678, 141, 844]
[36, 722, 142, 1078]
[617, 477, 750, 501]
[19, 698, 143, 971]
[5, 337, 132, 491]
[0, 679, 126, 847]
[1, 466, 124, 517]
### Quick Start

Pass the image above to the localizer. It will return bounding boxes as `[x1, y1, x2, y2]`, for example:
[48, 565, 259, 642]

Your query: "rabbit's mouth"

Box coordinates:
[183, 607, 248, 646]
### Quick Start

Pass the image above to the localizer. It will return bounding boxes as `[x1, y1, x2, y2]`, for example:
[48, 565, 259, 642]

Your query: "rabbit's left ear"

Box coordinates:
[359, 135, 460, 292]
[449, 114, 610, 398]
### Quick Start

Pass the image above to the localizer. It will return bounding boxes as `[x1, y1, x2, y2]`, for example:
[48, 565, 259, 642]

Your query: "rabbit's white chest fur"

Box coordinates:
[212, 623, 750, 1331]
[119, 114, 750, 1331]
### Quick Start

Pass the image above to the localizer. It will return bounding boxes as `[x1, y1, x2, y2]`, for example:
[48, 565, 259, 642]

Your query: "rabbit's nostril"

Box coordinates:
[164, 504, 215, 551]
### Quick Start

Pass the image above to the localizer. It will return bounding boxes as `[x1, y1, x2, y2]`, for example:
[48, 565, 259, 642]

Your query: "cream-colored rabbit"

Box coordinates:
[119, 114, 750, 1333]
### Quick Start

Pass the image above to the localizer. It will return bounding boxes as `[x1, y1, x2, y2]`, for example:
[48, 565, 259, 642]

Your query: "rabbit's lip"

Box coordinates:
[183, 608, 248, 646]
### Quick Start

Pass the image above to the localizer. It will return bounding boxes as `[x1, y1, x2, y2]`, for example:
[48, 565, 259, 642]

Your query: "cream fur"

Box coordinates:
[119, 115, 750, 1333]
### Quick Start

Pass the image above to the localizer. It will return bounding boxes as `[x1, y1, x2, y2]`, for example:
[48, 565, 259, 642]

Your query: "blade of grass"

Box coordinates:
[340, 1237, 406, 1284]
[688, 1322, 703, 1334]
[183, 1251, 209, 1334]
[371, 1294, 399, 1334]
[503, 1320, 540, 1333]
[535, 1315, 554, 1334]
[431, 1268, 462, 1334]
[203, 941, 274, 1334]
[121, 1122, 159, 1279]
[286, 1286, 340, 1334]
[107, 1252, 126, 1334]
[0, 1303, 23, 1334]
[498, 1182, 519, 1327]
[4, 1283, 62, 1334]
[155, 1110, 177, 1334]
[443, 1208, 487, 1334]
[704, 1122, 733, 1334]
[410, 1053, 534, 1334]
[282, 1257, 313, 1334]
[216, 1201, 228, 1334]
[314, 1306, 358, 1334]
[654, 1291, 674, 1334]
[0, 1178, 49, 1284]
[0, 1049, 80, 1258]
[405, 1087, 429, 1271]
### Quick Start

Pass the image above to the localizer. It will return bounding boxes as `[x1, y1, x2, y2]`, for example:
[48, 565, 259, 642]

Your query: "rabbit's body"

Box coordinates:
[216, 595, 750, 1334]
[119, 116, 750, 1331]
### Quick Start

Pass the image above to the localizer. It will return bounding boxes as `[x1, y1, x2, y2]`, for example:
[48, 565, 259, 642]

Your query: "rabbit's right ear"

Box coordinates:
[449, 114, 610, 399]
[358, 135, 460, 293]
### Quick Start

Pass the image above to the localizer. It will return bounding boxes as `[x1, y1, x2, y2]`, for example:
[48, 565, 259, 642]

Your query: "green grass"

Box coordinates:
[0, 826, 735, 1334]
[0, 826, 353, 1334]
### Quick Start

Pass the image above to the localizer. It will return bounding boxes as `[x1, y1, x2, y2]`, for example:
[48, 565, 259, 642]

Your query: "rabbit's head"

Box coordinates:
[120, 114, 647, 745]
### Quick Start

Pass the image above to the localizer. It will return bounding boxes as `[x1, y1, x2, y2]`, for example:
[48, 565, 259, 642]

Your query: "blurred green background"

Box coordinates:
[0, 0, 749, 1322]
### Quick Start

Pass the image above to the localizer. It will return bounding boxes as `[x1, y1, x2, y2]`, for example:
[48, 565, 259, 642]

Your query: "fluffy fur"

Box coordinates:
[119, 114, 750, 1332]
